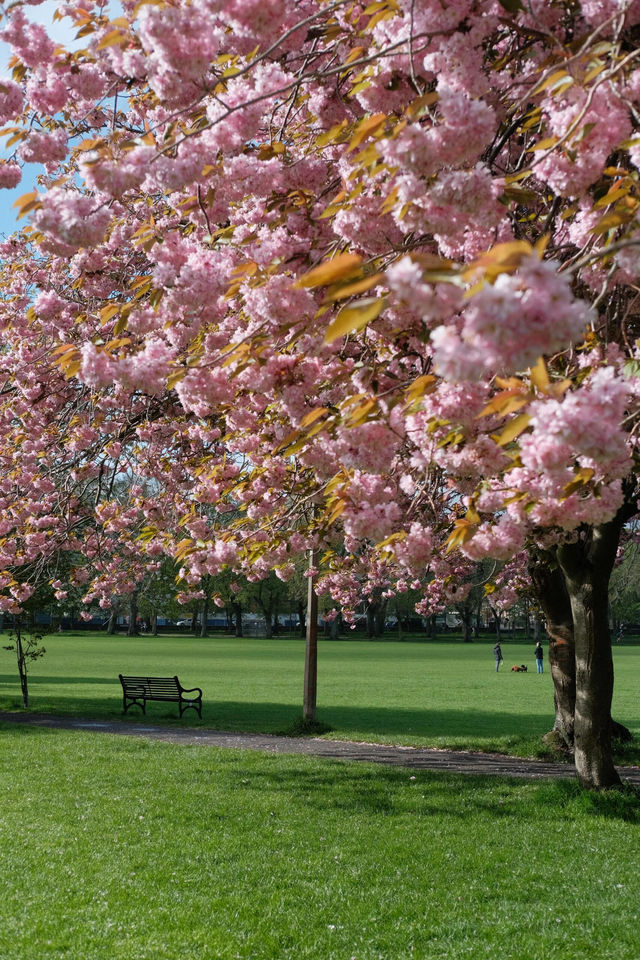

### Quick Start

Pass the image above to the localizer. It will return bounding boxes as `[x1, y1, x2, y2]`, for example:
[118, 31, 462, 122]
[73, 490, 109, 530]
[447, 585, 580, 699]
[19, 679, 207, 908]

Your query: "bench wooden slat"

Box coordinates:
[118, 674, 202, 719]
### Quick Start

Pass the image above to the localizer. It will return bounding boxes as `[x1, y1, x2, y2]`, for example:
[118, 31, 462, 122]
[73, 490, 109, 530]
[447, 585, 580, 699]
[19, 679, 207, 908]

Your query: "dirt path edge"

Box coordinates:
[2, 711, 640, 784]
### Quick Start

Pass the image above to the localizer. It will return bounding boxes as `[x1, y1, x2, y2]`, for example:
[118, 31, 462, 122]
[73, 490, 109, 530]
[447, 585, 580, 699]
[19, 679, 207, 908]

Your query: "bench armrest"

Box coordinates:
[180, 686, 202, 697]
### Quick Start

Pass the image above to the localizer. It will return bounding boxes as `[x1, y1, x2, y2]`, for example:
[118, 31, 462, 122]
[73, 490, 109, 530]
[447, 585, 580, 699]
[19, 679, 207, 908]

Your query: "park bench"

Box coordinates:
[118, 674, 203, 718]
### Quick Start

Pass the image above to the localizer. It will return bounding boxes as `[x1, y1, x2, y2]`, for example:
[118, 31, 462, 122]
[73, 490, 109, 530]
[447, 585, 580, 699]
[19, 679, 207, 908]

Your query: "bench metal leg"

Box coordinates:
[124, 698, 146, 715]
[179, 700, 202, 719]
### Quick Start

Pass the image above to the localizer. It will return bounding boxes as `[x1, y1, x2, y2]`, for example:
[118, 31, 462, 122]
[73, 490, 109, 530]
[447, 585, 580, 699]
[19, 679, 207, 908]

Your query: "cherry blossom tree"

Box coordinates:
[2, 0, 640, 787]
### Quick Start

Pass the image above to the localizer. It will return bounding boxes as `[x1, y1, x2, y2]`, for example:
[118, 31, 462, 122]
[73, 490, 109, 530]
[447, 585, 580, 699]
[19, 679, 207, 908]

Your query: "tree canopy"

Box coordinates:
[1, 0, 640, 786]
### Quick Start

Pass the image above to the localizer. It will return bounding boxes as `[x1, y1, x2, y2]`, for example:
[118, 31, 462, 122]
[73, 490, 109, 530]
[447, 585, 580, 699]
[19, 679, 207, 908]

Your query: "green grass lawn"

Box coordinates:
[2, 632, 640, 761]
[0, 723, 639, 960]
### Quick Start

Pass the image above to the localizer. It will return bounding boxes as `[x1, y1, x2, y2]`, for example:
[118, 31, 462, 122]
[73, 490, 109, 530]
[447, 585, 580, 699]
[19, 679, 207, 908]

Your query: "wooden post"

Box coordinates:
[303, 549, 318, 722]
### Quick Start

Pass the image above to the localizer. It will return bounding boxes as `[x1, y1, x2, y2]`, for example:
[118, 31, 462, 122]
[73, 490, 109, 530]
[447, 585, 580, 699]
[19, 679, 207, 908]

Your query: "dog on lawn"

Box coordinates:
[511, 664, 528, 672]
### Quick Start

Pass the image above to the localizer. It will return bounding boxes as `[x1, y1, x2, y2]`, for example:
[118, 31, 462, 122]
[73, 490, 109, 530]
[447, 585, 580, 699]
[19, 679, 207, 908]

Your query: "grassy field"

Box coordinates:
[1, 723, 639, 960]
[1, 632, 640, 760]
[2, 636, 640, 959]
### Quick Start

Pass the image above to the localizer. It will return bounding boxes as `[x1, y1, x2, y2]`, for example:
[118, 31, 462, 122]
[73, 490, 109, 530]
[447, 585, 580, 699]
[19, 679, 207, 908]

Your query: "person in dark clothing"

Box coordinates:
[535, 640, 544, 673]
[494, 642, 503, 672]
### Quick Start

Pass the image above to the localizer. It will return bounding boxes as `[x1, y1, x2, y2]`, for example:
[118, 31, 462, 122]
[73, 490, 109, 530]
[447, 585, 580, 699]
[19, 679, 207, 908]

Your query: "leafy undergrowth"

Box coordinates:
[1, 724, 640, 960]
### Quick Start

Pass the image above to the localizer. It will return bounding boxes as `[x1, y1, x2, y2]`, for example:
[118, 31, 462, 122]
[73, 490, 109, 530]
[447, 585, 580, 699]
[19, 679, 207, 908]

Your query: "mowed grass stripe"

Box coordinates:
[1, 633, 639, 760]
[0, 725, 639, 960]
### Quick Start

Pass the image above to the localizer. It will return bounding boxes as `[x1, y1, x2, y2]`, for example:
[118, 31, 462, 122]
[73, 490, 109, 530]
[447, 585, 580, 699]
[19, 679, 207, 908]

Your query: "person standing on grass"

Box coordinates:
[493, 641, 503, 672]
[535, 640, 544, 674]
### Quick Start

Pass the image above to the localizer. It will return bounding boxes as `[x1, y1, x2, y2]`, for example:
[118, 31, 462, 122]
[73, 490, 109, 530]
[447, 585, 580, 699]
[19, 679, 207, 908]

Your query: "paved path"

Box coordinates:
[2, 711, 640, 785]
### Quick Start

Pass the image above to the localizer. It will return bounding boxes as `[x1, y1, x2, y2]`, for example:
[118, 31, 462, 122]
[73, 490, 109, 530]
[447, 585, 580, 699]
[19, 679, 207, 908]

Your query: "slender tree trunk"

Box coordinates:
[374, 600, 386, 637]
[474, 599, 482, 639]
[200, 593, 209, 638]
[127, 592, 138, 637]
[106, 608, 117, 635]
[365, 602, 376, 638]
[16, 622, 28, 708]
[303, 549, 318, 721]
[297, 600, 306, 638]
[151, 611, 158, 636]
[533, 611, 542, 641]
[190, 610, 198, 634]
[557, 520, 623, 790]
[232, 601, 243, 637]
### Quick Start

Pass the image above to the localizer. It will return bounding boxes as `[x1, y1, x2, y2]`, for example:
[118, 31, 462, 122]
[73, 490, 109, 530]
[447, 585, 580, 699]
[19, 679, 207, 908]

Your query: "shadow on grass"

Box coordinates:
[1, 691, 638, 763]
[0, 691, 551, 735]
[1, 720, 639, 821]
[27, 676, 117, 685]
[223, 757, 640, 822]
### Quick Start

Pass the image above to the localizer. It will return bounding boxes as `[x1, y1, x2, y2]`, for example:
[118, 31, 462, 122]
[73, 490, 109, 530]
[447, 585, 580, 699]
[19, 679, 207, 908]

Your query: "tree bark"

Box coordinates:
[303, 550, 318, 721]
[557, 520, 623, 790]
[200, 593, 209, 638]
[232, 601, 243, 637]
[16, 625, 28, 709]
[528, 552, 576, 750]
[459, 604, 473, 643]
[106, 609, 117, 635]
[127, 592, 138, 637]
[365, 602, 376, 638]
[366, 596, 386, 637]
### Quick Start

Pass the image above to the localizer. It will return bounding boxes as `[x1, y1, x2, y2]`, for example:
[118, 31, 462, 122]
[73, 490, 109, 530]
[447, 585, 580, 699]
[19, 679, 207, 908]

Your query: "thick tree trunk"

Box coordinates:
[528, 554, 576, 750]
[557, 521, 622, 790]
[460, 606, 473, 643]
[530, 547, 633, 764]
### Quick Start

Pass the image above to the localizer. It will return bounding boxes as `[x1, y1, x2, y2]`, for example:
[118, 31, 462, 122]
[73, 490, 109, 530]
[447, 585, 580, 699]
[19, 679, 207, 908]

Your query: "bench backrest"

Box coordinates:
[119, 675, 181, 698]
